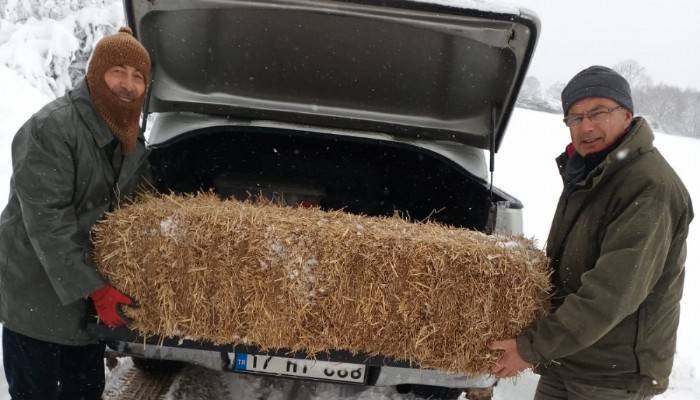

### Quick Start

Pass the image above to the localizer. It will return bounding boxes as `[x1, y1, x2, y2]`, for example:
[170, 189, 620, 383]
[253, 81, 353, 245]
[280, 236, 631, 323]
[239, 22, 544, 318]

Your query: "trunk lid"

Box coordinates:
[125, 0, 538, 150]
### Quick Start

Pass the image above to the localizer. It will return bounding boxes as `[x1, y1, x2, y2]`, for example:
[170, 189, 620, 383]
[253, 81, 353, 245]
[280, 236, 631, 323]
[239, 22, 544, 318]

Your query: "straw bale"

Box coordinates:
[92, 193, 550, 374]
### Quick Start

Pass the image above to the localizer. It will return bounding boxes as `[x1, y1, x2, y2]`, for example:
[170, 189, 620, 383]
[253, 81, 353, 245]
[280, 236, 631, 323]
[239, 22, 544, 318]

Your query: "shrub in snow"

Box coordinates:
[0, 18, 78, 95]
[0, 0, 123, 97]
[68, 2, 124, 90]
[1, 0, 115, 22]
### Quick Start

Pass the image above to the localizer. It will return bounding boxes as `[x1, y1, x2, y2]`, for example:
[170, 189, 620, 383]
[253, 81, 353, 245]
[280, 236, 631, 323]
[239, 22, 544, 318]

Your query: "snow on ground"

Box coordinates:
[0, 73, 697, 399]
[0, 65, 51, 211]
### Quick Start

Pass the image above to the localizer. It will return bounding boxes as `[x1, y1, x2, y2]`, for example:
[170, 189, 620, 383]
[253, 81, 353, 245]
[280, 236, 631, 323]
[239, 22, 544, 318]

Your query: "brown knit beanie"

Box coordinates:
[87, 26, 151, 154]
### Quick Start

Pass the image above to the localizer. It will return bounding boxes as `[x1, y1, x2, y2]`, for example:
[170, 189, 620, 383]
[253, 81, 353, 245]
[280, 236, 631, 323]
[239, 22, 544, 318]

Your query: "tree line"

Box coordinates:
[517, 60, 700, 139]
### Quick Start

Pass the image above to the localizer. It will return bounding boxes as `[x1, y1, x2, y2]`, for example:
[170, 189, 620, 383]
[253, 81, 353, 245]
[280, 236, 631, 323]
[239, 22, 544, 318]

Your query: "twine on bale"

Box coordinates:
[92, 192, 550, 375]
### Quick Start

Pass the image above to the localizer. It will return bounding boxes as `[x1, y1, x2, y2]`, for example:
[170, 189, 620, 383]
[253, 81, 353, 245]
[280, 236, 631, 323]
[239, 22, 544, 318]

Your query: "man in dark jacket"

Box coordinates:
[0, 27, 151, 399]
[489, 66, 693, 399]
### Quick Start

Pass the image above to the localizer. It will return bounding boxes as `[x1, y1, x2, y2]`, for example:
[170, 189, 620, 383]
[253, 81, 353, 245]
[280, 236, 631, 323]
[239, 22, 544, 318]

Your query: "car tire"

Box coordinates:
[395, 384, 464, 399]
[463, 386, 494, 400]
[131, 356, 185, 373]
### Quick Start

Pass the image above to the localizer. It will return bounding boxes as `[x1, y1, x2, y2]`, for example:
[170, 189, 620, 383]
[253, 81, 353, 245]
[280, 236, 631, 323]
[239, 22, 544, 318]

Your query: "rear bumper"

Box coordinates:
[93, 324, 495, 389]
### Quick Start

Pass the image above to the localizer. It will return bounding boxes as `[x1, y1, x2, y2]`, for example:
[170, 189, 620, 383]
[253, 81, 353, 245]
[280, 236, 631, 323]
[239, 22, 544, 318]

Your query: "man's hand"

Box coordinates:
[489, 339, 531, 378]
[90, 285, 137, 328]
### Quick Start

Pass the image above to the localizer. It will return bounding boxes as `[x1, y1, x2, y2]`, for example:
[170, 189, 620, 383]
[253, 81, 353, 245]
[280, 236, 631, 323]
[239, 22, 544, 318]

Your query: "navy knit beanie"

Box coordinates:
[561, 66, 633, 115]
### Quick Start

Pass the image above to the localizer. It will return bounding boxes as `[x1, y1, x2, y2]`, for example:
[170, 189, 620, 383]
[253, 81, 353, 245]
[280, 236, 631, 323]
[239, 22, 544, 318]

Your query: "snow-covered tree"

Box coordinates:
[613, 59, 652, 91]
[1, 0, 115, 22]
[546, 82, 565, 105]
[0, 0, 123, 97]
[516, 76, 561, 113]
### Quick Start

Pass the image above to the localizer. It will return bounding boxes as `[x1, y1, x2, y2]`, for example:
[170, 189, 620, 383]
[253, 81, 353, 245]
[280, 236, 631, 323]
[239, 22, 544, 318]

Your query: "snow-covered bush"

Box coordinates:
[0, 0, 123, 97]
[0, 0, 115, 22]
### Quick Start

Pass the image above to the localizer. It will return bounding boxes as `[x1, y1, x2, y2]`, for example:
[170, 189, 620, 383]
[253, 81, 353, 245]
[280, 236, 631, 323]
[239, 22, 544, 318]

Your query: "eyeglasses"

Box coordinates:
[563, 106, 624, 127]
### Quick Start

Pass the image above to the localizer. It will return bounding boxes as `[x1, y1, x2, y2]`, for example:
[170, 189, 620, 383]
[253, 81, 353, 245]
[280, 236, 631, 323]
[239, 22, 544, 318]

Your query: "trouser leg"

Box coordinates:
[2, 326, 105, 400]
[56, 337, 106, 400]
[3, 327, 47, 400]
[565, 380, 654, 400]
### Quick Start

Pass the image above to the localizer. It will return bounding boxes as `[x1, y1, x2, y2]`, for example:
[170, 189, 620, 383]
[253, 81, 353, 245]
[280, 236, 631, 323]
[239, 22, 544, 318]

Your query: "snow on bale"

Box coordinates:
[92, 192, 551, 374]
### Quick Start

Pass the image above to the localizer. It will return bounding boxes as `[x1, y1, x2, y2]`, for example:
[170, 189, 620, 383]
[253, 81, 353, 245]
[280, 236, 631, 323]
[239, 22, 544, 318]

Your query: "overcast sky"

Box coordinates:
[507, 0, 700, 90]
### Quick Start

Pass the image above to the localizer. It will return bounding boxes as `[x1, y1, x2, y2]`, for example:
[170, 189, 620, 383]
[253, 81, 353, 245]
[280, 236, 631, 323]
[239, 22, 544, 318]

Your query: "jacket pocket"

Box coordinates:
[566, 315, 639, 375]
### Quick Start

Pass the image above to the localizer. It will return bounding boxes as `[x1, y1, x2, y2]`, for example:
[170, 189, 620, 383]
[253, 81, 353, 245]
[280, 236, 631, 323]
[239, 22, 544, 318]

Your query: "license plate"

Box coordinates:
[229, 353, 367, 383]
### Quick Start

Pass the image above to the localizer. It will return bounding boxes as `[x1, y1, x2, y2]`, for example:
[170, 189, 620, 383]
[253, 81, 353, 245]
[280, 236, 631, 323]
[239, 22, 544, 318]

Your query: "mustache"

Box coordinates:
[110, 86, 141, 102]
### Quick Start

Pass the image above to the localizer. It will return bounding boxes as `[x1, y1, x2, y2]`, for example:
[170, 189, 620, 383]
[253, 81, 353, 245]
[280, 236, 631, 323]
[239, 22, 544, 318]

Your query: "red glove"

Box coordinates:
[90, 285, 136, 328]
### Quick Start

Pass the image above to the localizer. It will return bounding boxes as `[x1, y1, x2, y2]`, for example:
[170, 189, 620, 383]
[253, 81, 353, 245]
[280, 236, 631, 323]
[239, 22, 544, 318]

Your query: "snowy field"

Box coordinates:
[0, 64, 697, 398]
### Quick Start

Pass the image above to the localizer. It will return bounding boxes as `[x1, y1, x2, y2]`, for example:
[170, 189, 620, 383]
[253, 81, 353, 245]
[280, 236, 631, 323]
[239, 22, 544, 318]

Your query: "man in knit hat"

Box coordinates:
[489, 66, 693, 399]
[0, 27, 151, 399]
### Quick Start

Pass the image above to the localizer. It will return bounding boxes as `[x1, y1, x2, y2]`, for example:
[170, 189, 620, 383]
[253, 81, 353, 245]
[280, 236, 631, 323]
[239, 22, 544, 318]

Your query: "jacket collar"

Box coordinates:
[69, 79, 117, 149]
[555, 117, 654, 187]
[593, 117, 654, 180]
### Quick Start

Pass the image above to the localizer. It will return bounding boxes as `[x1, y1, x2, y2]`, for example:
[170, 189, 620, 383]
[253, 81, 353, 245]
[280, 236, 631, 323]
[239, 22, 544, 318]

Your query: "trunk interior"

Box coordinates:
[149, 126, 496, 230]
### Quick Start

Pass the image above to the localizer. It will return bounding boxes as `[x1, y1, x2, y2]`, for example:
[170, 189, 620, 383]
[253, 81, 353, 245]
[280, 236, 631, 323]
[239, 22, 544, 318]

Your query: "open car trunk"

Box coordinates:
[92, 119, 520, 388]
[148, 123, 518, 230]
[96, 1, 537, 392]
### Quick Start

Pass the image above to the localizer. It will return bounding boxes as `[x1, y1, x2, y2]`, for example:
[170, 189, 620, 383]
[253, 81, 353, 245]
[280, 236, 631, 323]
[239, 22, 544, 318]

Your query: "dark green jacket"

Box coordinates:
[0, 80, 149, 345]
[516, 118, 693, 394]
